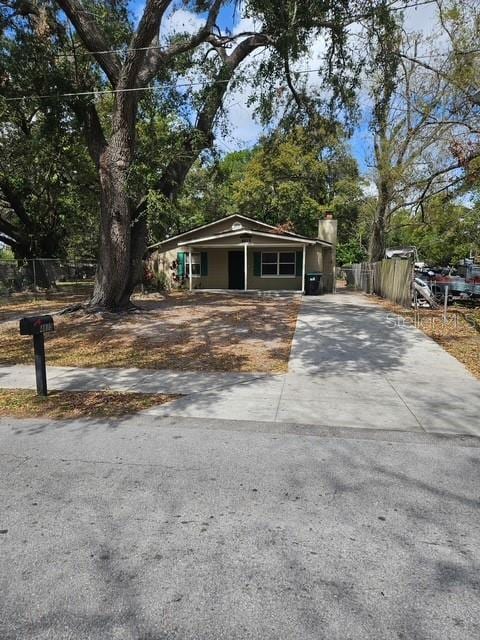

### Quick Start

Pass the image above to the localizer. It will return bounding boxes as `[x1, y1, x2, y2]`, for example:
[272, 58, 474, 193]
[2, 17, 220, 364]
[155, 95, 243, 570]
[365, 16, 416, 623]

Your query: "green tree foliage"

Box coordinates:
[0, 2, 99, 261]
[388, 198, 480, 266]
[147, 123, 363, 245]
[0, 106, 99, 260]
[336, 238, 367, 266]
[147, 149, 254, 239]
[231, 124, 362, 240]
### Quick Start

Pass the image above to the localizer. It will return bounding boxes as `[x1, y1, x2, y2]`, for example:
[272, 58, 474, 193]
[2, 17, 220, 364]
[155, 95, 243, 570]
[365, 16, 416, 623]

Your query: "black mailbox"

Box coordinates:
[20, 315, 54, 336]
[19, 315, 54, 396]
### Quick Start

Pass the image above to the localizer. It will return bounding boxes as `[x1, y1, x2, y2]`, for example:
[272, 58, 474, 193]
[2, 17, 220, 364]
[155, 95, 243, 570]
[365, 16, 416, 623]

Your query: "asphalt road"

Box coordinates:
[1, 414, 479, 640]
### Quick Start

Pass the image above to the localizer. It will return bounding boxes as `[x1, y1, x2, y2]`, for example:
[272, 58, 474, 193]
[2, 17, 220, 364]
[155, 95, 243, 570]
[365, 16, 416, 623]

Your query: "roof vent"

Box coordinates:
[232, 222, 243, 230]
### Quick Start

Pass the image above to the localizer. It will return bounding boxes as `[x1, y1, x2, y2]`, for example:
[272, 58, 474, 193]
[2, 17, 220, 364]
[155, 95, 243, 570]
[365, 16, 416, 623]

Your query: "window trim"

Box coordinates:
[260, 251, 297, 278]
[186, 252, 202, 278]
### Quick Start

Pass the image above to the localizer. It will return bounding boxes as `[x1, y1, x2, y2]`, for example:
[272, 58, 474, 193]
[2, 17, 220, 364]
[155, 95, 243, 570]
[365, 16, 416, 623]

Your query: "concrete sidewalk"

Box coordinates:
[2, 290, 480, 436]
[0, 363, 270, 395]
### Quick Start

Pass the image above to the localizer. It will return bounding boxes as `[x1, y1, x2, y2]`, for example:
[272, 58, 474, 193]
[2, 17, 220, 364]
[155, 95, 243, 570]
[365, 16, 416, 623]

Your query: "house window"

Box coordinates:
[261, 252, 296, 277]
[186, 252, 201, 277]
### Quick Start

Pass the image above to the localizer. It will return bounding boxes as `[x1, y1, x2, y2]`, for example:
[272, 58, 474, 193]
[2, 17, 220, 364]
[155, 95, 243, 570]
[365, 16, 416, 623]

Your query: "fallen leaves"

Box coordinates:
[0, 287, 91, 322]
[0, 389, 179, 420]
[0, 293, 300, 373]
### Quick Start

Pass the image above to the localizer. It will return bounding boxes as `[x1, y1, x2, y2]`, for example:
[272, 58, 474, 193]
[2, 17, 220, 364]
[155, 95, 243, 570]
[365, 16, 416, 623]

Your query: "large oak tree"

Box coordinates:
[1, 0, 411, 309]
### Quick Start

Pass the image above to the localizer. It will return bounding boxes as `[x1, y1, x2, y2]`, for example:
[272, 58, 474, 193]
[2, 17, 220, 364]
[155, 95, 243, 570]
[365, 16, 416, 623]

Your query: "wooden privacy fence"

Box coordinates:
[345, 259, 414, 307]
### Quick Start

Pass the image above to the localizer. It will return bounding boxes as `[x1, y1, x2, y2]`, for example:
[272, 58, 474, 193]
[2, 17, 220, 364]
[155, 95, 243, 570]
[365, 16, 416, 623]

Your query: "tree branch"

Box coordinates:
[139, 0, 224, 84]
[398, 52, 480, 105]
[0, 215, 21, 242]
[0, 232, 18, 248]
[120, 0, 171, 90]
[0, 178, 30, 227]
[284, 54, 303, 110]
[137, 33, 268, 211]
[56, 0, 122, 85]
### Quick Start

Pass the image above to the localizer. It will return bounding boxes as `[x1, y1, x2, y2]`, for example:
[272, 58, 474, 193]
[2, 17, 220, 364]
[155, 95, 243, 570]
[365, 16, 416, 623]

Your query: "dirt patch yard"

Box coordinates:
[369, 295, 480, 380]
[0, 292, 300, 373]
[0, 285, 91, 323]
[0, 388, 178, 420]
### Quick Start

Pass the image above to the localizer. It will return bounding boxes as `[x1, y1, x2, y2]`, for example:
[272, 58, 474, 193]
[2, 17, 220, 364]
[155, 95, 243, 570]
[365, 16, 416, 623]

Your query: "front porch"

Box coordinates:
[178, 231, 316, 293]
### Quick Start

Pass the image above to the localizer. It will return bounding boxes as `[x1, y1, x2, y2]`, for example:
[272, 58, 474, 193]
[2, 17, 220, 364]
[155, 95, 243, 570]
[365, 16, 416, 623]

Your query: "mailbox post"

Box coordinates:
[19, 315, 54, 396]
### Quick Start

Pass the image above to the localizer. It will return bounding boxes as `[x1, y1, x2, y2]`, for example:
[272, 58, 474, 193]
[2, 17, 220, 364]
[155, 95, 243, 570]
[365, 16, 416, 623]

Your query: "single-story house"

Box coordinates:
[148, 214, 337, 293]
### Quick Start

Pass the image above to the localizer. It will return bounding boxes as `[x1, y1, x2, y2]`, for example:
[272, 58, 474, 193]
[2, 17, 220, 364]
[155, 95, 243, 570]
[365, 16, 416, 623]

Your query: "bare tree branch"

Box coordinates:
[398, 52, 480, 105]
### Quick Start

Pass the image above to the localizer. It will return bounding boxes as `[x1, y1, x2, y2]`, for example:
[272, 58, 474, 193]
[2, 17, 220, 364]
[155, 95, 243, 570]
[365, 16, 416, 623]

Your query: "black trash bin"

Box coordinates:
[304, 272, 323, 295]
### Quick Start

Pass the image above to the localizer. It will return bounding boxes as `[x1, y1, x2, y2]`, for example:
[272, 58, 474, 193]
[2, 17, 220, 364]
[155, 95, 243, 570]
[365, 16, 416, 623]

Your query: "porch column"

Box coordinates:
[301, 244, 306, 294]
[244, 242, 248, 291]
[188, 247, 192, 292]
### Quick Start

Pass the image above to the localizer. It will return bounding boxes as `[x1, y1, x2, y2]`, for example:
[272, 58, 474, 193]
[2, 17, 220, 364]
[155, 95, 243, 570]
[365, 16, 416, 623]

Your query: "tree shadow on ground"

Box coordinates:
[288, 289, 416, 375]
[0, 292, 299, 373]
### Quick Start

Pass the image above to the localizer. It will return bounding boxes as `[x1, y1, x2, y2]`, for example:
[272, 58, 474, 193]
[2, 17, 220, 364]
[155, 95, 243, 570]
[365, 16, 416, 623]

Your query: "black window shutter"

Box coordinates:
[253, 252, 261, 276]
[200, 251, 208, 276]
[295, 251, 303, 276]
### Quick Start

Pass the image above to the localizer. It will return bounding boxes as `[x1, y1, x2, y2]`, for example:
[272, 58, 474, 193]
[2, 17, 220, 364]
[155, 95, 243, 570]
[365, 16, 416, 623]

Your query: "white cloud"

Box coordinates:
[162, 8, 205, 38]
[232, 14, 260, 36]
[362, 180, 378, 198]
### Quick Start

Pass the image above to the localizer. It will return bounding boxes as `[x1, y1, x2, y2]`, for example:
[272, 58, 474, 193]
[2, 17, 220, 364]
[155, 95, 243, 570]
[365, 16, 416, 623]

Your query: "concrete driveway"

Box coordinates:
[146, 290, 480, 436]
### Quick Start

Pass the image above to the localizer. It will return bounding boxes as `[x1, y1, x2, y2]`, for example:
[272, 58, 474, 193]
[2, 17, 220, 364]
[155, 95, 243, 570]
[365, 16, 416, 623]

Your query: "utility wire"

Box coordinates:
[47, 41, 480, 60]
[1, 47, 479, 104]
[0, 66, 324, 102]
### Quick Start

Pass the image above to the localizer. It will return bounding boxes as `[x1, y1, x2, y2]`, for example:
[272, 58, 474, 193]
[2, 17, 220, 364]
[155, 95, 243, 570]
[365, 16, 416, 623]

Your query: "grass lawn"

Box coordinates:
[370, 296, 480, 380]
[0, 291, 300, 373]
[0, 388, 178, 420]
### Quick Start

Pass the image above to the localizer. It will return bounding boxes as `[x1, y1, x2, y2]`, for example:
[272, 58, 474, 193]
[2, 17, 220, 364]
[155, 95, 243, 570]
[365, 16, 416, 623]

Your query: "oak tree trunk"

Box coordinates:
[90, 130, 139, 311]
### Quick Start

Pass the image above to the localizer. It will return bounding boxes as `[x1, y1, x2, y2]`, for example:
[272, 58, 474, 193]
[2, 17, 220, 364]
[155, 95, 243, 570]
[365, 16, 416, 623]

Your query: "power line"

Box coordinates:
[50, 40, 480, 60]
[1, 45, 479, 104]
[0, 67, 325, 103]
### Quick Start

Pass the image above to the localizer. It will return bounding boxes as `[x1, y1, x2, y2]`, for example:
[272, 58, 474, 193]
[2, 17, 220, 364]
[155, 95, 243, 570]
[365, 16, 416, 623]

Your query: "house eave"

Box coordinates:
[147, 214, 290, 249]
[147, 214, 330, 250]
[178, 230, 318, 246]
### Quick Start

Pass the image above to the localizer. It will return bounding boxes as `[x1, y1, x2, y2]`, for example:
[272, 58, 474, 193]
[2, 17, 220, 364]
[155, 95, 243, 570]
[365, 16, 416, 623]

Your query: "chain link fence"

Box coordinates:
[0, 258, 96, 297]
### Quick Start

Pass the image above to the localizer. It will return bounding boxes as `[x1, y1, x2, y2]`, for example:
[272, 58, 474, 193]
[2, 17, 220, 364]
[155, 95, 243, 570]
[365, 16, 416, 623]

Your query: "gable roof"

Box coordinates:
[181, 229, 318, 246]
[148, 214, 326, 249]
